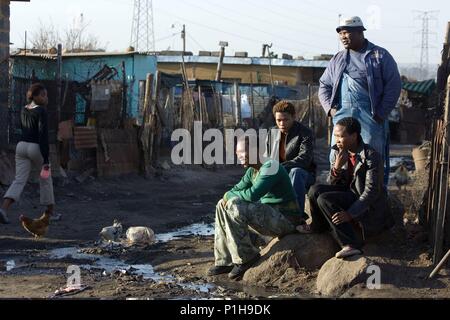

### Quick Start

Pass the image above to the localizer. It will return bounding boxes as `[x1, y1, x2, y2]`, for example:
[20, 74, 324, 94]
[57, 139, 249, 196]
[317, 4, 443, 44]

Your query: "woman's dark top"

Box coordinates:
[20, 104, 49, 164]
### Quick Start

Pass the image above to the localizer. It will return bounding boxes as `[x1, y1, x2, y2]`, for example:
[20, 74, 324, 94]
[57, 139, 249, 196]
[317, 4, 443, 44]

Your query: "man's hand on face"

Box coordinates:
[329, 108, 337, 118]
[332, 211, 353, 225]
[334, 149, 349, 170]
[374, 114, 384, 124]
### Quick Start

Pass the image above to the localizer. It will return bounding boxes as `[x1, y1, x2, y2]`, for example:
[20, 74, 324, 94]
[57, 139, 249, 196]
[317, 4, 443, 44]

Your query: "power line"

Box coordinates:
[130, 0, 156, 51]
[154, 6, 331, 55]
[170, 0, 332, 52]
[188, 0, 336, 42]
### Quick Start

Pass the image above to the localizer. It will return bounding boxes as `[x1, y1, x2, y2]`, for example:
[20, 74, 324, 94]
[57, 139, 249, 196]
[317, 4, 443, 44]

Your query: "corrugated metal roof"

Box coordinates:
[157, 55, 329, 68]
[402, 79, 436, 97]
[11, 51, 153, 59]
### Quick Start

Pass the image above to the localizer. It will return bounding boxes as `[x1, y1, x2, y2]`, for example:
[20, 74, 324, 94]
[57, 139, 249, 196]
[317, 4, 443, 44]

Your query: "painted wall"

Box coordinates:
[11, 53, 157, 118]
[158, 62, 325, 86]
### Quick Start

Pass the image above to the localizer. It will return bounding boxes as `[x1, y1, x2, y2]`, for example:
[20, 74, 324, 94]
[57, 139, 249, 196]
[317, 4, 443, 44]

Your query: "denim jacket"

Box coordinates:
[318, 40, 402, 120]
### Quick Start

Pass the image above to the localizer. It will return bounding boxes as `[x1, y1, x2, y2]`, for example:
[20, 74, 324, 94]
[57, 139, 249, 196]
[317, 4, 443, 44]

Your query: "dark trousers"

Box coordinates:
[308, 184, 364, 249]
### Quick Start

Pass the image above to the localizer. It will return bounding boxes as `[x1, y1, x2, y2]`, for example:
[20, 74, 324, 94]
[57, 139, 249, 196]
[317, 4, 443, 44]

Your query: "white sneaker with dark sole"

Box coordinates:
[335, 246, 362, 259]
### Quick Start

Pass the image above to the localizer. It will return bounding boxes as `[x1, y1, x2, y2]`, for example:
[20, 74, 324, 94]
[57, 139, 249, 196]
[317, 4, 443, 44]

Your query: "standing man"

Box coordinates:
[266, 101, 316, 221]
[318, 16, 402, 184]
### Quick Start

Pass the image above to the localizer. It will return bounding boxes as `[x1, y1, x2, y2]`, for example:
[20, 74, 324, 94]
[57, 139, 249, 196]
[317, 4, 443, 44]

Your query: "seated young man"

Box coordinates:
[297, 117, 393, 259]
[208, 134, 301, 280]
[266, 101, 316, 221]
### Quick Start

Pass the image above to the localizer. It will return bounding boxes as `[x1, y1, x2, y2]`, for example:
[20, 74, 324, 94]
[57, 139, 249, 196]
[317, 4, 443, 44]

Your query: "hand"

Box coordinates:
[374, 114, 384, 124]
[332, 211, 353, 225]
[329, 108, 337, 118]
[334, 149, 349, 170]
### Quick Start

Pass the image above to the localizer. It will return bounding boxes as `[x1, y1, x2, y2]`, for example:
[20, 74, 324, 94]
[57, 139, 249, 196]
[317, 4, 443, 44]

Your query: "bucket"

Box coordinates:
[412, 147, 429, 172]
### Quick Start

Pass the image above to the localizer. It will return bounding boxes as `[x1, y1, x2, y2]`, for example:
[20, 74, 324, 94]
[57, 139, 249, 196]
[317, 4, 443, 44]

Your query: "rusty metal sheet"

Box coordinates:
[74, 127, 98, 150]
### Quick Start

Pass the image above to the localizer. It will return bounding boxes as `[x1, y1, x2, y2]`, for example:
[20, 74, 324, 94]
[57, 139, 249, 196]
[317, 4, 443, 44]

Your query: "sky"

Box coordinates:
[9, 0, 450, 65]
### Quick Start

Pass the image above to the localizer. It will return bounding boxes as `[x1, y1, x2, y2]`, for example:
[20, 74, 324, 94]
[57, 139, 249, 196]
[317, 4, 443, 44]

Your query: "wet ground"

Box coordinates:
[0, 144, 448, 299]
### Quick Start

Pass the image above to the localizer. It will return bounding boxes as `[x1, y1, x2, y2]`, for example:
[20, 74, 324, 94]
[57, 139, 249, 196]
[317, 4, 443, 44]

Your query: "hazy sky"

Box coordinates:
[9, 0, 449, 65]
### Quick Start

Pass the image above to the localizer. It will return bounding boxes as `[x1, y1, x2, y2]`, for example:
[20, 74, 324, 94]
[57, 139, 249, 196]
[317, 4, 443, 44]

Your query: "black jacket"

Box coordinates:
[330, 143, 394, 237]
[266, 121, 316, 175]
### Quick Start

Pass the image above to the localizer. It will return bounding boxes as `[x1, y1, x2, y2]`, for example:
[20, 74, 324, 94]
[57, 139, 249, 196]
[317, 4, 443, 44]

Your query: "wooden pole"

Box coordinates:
[434, 74, 450, 264]
[250, 73, 255, 128]
[120, 61, 127, 128]
[215, 45, 226, 82]
[430, 248, 450, 279]
[234, 82, 241, 127]
[56, 44, 62, 127]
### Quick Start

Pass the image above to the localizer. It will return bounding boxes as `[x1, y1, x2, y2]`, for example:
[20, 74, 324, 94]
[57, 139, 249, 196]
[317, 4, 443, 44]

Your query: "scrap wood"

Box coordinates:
[50, 285, 91, 298]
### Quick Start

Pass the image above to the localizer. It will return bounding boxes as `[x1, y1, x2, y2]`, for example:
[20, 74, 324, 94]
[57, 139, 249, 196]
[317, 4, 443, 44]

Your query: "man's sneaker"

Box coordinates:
[228, 254, 260, 280]
[0, 209, 10, 225]
[335, 246, 363, 259]
[296, 224, 313, 234]
[207, 265, 234, 276]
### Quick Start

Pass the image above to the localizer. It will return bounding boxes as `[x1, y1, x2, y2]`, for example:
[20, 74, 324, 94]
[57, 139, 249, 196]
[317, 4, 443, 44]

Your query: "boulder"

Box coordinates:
[260, 233, 339, 270]
[316, 256, 372, 296]
[242, 233, 339, 287]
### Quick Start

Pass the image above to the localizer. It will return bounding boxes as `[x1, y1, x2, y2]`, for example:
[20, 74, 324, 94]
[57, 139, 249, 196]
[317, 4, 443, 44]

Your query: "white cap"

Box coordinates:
[336, 16, 367, 33]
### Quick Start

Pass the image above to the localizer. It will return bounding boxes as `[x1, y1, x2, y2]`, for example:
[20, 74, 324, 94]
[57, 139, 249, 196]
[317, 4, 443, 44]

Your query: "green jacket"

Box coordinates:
[224, 160, 299, 216]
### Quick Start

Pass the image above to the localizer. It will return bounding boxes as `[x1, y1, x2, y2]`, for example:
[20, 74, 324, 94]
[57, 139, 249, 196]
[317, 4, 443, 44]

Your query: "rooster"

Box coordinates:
[20, 212, 51, 238]
[394, 164, 410, 191]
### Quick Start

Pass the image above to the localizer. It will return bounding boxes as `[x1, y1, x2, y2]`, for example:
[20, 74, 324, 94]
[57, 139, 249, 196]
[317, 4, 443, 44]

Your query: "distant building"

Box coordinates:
[156, 52, 329, 86]
[10, 51, 157, 120]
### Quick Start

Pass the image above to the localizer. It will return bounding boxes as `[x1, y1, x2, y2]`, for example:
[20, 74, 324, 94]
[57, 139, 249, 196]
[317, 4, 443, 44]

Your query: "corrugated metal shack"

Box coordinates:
[9, 51, 157, 177]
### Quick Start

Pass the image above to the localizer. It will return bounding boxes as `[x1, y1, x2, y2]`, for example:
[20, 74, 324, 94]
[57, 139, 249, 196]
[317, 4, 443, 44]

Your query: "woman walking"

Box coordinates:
[0, 83, 55, 225]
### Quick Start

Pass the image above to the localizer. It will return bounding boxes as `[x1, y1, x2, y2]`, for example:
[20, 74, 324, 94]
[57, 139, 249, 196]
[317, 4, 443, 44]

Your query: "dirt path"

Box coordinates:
[1, 152, 449, 299]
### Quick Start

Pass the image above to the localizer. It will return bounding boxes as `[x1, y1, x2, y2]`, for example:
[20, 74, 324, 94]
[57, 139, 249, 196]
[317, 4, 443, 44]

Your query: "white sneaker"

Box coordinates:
[335, 246, 362, 259]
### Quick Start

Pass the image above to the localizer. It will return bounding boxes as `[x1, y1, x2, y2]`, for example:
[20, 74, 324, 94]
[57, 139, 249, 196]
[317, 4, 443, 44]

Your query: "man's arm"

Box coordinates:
[377, 51, 402, 120]
[347, 151, 383, 219]
[226, 164, 279, 203]
[282, 129, 314, 171]
[223, 169, 253, 202]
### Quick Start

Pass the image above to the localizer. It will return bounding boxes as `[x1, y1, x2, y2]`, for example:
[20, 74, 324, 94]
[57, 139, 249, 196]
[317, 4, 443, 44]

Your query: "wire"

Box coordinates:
[176, 0, 332, 51]
[187, 34, 206, 51]
[184, 0, 337, 42]
[155, 4, 332, 53]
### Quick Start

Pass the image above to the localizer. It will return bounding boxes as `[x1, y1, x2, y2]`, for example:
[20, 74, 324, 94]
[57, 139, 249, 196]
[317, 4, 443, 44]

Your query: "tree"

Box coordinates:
[30, 14, 106, 52]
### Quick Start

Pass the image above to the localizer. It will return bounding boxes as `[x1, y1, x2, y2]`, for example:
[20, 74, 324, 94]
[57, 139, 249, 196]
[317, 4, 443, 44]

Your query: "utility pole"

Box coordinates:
[215, 41, 228, 82]
[130, 0, 156, 51]
[414, 10, 439, 79]
[263, 43, 275, 95]
[181, 24, 186, 54]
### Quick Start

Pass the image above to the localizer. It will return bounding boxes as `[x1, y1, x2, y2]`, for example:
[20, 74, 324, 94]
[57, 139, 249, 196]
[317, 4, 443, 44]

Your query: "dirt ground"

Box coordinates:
[0, 145, 449, 300]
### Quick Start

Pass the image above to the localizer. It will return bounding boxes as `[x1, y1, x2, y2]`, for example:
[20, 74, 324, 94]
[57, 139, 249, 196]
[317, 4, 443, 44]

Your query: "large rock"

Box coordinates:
[316, 256, 372, 297]
[260, 233, 339, 270]
[242, 233, 339, 286]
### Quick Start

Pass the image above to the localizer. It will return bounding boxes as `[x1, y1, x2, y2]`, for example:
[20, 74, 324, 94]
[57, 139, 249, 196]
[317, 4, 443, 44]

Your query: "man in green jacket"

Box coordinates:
[208, 134, 301, 280]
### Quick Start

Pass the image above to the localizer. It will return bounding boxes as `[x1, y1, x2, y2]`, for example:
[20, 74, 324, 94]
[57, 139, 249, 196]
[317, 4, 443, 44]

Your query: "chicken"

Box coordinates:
[99, 220, 123, 243]
[20, 212, 51, 238]
[394, 164, 410, 191]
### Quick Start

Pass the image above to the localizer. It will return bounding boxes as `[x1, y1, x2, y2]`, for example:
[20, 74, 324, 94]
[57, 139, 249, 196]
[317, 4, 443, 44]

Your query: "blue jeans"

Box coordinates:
[288, 167, 315, 220]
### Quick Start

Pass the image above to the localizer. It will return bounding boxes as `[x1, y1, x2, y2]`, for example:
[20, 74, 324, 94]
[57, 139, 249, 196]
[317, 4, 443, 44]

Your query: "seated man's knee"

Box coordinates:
[308, 184, 323, 199]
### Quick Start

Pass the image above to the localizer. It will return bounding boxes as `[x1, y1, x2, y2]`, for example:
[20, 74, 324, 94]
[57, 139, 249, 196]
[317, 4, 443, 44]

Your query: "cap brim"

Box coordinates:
[336, 26, 366, 33]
